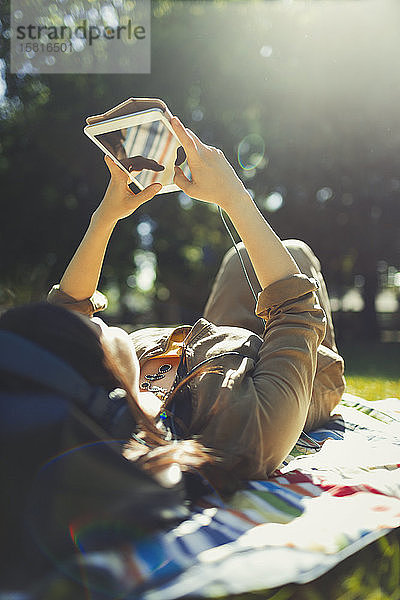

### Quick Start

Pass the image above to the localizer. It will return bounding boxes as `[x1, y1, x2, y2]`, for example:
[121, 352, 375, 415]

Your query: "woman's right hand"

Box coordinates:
[170, 116, 250, 209]
[93, 155, 162, 226]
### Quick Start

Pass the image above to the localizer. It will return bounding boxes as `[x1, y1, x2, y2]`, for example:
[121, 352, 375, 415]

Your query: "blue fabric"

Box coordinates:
[0, 331, 136, 438]
[0, 393, 68, 433]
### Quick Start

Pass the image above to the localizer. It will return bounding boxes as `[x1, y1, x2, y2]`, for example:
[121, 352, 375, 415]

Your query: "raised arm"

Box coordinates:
[58, 114, 298, 305]
[58, 156, 161, 301]
[170, 116, 300, 289]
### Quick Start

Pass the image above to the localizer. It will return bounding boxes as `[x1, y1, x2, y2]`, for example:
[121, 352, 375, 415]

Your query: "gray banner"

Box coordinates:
[10, 0, 151, 74]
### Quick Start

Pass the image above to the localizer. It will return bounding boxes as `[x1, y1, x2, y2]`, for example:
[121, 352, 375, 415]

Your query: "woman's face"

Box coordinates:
[76, 314, 141, 397]
[76, 314, 162, 419]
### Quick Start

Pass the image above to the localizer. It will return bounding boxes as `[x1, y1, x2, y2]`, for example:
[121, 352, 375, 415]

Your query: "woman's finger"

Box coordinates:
[173, 165, 193, 196]
[133, 182, 162, 204]
[104, 154, 121, 170]
[182, 126, 205, 148]
[170, 117, 198, 160]
[104, 154, 125, 176]
[171, 118, 209, 151]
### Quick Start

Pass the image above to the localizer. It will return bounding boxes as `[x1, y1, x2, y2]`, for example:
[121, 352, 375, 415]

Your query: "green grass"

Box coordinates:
[345, 377, 400, 402]
[340, 341, 400, 402]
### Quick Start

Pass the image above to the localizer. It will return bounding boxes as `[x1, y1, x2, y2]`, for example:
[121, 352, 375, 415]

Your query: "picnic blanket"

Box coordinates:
[59, 393, 400, 598]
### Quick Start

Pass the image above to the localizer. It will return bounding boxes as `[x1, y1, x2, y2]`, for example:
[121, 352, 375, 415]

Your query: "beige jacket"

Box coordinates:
[48, 272, 345, 493]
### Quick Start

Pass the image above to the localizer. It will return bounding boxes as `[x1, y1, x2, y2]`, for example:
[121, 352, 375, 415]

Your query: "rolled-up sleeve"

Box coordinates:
[195, 273, 332, 493]
[256, 273, 345, 435]
[47, 285, 108, 317]
[245, 273, 327, 477]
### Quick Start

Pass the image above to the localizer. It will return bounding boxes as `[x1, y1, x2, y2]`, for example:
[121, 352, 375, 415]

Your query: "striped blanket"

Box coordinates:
[71, 394, 400, 598]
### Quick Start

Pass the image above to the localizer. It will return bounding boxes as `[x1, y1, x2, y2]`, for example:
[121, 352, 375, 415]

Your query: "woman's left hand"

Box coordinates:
[170, 116, 248, 210]
[94, 155, 162, 225]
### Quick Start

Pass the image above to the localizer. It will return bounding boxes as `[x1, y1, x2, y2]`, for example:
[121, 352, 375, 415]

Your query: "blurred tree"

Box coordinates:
[1, 0, 400, 341]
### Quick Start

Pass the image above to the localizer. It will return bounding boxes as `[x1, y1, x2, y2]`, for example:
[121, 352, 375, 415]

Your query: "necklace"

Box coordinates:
[140, 363, 173, 418]
[143, 363, 172, 382]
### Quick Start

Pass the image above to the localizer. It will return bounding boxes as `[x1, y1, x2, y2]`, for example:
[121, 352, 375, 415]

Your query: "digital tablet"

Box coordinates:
[84, 108, 191, 194]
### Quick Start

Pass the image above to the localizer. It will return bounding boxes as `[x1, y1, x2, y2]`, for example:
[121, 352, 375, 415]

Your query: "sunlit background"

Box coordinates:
[1, 0, 400, 342]
[2, 5, 400, 595]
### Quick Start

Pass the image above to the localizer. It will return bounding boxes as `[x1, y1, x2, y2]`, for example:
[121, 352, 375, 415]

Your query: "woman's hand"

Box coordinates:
[170, 116, 300, 291]
[170, 116, 249, 209]
[58, 157, 161, 300]
[93, 155, 162, 226]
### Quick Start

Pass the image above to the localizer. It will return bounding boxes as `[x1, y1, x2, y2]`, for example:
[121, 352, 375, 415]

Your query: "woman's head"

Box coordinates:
[0, 302, 224, 497]
[0, 302, 151, 426]
[0, 302, 117, 390]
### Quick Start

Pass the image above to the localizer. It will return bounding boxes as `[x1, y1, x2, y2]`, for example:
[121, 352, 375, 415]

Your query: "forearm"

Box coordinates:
[169, 117, 299, 287]
[223, 192, 300, 290]
[59, 211, 116, 301]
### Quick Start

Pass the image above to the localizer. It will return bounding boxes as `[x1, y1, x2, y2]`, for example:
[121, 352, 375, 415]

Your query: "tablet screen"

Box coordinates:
[94, 119, 190, 189]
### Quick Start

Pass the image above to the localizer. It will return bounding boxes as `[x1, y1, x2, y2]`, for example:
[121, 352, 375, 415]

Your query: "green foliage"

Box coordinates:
[1, 0, 400, 335]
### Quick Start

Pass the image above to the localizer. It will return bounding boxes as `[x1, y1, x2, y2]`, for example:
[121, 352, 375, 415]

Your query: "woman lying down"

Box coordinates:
[0, 114, 345, 497]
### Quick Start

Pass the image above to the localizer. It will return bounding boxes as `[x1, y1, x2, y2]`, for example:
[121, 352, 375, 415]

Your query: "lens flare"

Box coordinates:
[237, 134, 266, 171]
[263, 192, 284, 212]
[24, 441, 167, 596]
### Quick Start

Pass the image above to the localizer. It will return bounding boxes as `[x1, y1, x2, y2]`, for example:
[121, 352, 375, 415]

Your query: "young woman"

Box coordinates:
[5, 115, 345, 496]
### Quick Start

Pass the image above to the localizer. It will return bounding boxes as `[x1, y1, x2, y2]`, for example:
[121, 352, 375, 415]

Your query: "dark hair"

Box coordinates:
[0, 303, 227, 491]
[0, 302, 117, 389]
